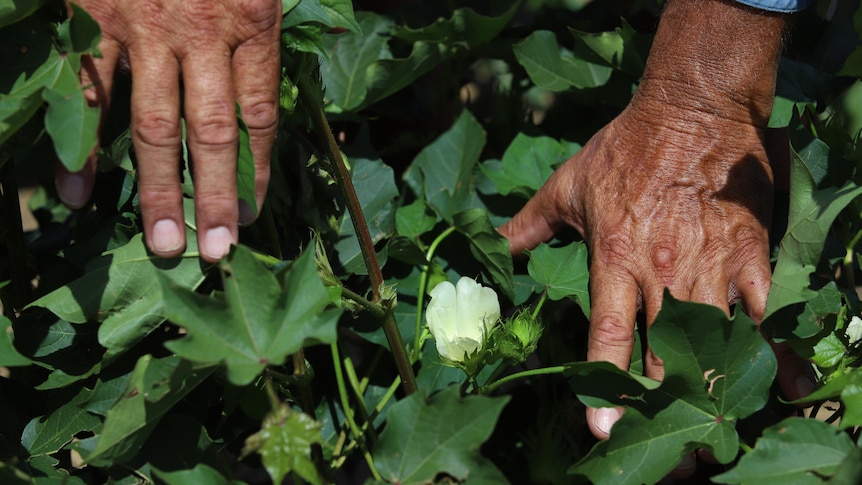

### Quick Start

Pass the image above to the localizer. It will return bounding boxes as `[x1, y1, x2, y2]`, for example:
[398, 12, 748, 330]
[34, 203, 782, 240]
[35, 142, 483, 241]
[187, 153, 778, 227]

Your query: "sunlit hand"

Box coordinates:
[59, 0, 281, 262]
[500, 0, 814, 448]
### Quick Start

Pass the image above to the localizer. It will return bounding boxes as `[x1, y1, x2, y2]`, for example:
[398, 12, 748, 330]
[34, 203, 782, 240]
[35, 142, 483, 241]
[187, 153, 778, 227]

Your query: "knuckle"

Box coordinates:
[593, 231, 635, 265]
[134, 111, 181, 148]
[188, 112, 238, 149]
[240, 97, 278, 133]
[649, 237, 680, 272]
[589, 313, 634, 348]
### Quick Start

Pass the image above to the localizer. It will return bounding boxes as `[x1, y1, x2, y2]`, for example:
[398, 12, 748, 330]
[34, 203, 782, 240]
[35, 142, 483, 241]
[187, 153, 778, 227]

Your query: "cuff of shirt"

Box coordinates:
[735, 0, 813, 13]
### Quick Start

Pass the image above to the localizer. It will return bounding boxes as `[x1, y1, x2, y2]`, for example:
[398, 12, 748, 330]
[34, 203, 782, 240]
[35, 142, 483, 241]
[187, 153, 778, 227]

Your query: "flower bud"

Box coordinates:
[426, 277, 501, 364]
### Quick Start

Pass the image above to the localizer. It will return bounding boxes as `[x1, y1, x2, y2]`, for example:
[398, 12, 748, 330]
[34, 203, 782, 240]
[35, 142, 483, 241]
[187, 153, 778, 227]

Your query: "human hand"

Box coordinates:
[59, 0, 281, 262]
[500, 0, 814, 444]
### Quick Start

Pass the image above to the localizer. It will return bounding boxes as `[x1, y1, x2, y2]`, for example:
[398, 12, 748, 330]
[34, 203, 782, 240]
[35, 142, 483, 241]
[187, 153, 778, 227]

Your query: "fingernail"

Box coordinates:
[796, 374, 815, 399]
[238, 200, 256, 226]
[203, 226, 234, 260]
[151, 219, 183, 253]
[677, 453, 696, 471]
[595, 407, 622, 436]
[56, 173, 88, 208]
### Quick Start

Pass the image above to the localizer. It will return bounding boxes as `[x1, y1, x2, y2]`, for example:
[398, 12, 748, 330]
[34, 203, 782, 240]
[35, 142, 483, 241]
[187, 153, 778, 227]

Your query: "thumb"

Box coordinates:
[498, 171, 572, 255]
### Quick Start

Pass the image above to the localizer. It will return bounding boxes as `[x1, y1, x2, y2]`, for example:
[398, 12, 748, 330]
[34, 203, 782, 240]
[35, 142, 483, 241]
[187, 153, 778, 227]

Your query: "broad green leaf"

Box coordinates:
[320, 12, 393, 111]
[514, 30, 612, 92]
[81, 372, 132, 416]
[453, 208, 514, 300]
[281, 0, 359, 33]
[838, 47, 862, 77]
[237, 104, 257, 216]
[57, 4, 101, 55]
[14, 456, 86, 485]
[244, 404, 323, 485]
[392, 2, 518, 49]
[395, 198, 437, 239]
[334, 143, 398, 274]
[0, 0, 48, 29]
[163, 246, 341, 385]
[790, 367, 862, 429]
[0, 314, 31, 366]
[387, 235, 427, 266]
[21, 389, 100, 456]
[413, 110, 486, 221]
[764, 144, 862, 320]
[527, 242, 590, 317]
[569, 294, 776, 484]
[29, 233, 206, 359]
[153, 464, 248, 485]
[43, 87, 100, 172]
[81, 355, 215, 466]
[568, 19, 650, 76]
[811, 332, 846, 369]
[373, 386, 509, 483]
[480, 133, 567, 198]
[770, 59, 833, 128]
[828, 446, 862, 484]
[712, 418, 854, 484]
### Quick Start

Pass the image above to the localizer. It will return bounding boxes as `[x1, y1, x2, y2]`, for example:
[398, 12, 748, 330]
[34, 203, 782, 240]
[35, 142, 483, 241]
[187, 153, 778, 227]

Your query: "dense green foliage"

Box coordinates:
[2, 0, 862, 483]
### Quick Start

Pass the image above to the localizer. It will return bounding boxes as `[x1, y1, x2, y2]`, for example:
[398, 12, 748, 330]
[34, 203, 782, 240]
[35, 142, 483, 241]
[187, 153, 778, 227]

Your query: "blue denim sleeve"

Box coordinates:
[735, 0, 812, 13]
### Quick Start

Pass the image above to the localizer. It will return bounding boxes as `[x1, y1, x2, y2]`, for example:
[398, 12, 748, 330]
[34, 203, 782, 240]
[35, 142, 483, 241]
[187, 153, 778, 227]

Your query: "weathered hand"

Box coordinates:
[500, 0, 813, 445]
[59, 0, 281, 262]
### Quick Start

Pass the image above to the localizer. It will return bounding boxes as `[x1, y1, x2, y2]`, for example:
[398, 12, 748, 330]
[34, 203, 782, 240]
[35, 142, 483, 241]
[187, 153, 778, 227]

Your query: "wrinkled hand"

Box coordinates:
[500, 0, 814, 448]
[59, 0, 281, 262]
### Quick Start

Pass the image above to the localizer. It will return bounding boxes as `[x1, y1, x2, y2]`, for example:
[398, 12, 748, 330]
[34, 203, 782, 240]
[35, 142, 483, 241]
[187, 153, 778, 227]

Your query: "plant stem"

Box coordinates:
[412, 226, 457, 361]
[531, 290, 549, 321]
[739, 442, 753, 454]
[341, 286, 384, 317]
[298, 73, 417, 396]
[262, 370, 282, 412]
[343, 355, 378, 444]
[330, 343, 382, 481]
[480, 365, 568, 395]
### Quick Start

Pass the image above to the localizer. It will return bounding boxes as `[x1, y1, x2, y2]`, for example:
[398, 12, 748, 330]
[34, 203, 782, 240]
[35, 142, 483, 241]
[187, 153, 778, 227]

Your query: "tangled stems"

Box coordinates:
[297, 72, 417, 396]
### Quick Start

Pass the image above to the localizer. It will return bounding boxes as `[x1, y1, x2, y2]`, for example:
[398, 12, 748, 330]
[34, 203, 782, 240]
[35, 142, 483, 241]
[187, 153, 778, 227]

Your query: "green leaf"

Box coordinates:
[236, 104, 257, 216]
[514, 30, 612, 92]
[764, 145, 862, 320]
[569, 294, 776, 484]
[712, 418, 855, 484]
[827, 446, 862, 485]
[43, 86, 100, 172]
[480, 133, 567, 198]
[0, 314, 31, 366]
[29, 233, 206, 360]
[811, 332, 846, 369]
[81, 355, 214, 466]
[57, 3, 101, 55]
[153, 464, 249, 485]
[413, 110, 486, 221]
[453, 208, 514, 300]
[373, 386, 509, 484]
[395, 198, 437, 239]
[568, 19, 651, 76]
[527, 242, 590, 317]
[163, 246, 341, 385]
[21, 389, 100, 457]
[14, 456, 86, 485]
[335, 141, 398, 274]
[320, 12, 393, 111]
[838, 47, 862, 77]
[790, 368, 862, 429]
[244, 404, 323, 485]
[0, 0, 48, 29]
[392, 2, 518, 49]
[281, 0, 359, 33]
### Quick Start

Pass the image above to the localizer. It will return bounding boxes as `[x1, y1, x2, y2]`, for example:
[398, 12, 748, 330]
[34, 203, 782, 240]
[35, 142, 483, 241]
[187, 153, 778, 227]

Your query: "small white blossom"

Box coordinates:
[846, 316, 862, 345]
[426, 277, 501, 362]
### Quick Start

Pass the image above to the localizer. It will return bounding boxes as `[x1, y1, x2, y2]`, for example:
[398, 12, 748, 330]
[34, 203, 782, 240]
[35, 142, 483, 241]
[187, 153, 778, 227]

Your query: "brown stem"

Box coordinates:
[297, 74, 417, 395]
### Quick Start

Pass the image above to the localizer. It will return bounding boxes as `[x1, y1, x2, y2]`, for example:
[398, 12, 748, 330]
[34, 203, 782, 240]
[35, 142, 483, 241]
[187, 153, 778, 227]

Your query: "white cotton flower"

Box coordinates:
[846, 316, 862, 345]
[426, 277, 501, 362]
